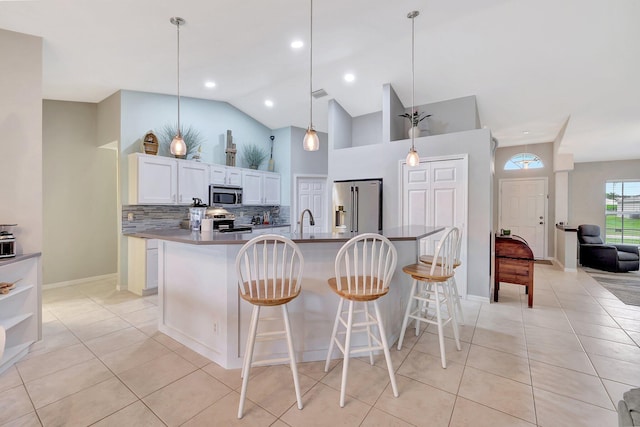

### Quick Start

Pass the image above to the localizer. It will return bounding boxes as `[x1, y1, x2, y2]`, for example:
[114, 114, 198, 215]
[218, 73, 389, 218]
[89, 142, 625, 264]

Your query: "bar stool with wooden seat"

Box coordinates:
[398, 227, 461, 368]
[236, 234, 304, 419]
[324, 233, 399, 407]
[419, 225, 464, 325]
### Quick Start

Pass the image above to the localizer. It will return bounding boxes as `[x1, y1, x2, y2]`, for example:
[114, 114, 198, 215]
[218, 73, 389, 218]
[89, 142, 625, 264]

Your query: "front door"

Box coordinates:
[499, 178, 547, 259]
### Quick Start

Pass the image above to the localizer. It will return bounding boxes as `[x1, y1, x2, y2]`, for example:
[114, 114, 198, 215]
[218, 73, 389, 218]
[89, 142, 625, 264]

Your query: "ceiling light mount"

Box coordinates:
[170, 16, 187, 157]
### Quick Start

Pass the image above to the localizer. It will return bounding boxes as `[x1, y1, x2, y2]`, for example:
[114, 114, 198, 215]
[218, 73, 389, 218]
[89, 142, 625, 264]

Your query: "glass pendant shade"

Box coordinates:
[170, 135, 187, 156]
[406, 147, 420, 167]
[303, 127, 319, 151]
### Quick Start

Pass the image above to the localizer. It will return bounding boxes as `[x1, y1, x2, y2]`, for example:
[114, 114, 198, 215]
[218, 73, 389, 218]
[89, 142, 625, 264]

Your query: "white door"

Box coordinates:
[401, 157, 467, 296]
[499, 178, 547, 258]
[296, 177, 327, 234]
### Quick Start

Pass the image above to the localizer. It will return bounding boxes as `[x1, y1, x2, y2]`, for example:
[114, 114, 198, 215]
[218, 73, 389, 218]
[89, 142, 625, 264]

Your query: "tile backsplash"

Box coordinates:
[122, 205, 290, 233]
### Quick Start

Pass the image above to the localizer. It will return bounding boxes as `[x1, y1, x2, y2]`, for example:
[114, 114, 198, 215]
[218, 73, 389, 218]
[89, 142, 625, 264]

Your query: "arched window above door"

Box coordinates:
[504, 153, 544, 170]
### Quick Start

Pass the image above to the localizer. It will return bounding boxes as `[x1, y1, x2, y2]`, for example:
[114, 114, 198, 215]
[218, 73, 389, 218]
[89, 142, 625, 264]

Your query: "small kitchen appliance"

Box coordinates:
[189, 198, 208, 231]
[0, 224, 17, 258]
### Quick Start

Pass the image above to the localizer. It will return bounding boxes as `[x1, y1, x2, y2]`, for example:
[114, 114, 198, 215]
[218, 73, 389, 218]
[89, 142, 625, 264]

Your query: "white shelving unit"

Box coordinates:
[0, 253, 41, 375]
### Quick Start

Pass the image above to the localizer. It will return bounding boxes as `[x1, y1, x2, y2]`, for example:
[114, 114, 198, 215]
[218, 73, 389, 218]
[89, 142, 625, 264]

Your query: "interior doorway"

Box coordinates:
[400, 155, 468, 297]
[293, 175, 329, 234]
[499, 178, 548, 259]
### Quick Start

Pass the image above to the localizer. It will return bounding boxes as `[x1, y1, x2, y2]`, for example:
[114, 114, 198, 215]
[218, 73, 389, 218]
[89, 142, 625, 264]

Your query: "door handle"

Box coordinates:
[539, 221, 544, 225]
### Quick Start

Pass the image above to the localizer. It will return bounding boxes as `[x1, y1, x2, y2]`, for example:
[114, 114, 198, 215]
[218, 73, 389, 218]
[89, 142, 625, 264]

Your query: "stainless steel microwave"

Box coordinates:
[209, 185, 243, 206]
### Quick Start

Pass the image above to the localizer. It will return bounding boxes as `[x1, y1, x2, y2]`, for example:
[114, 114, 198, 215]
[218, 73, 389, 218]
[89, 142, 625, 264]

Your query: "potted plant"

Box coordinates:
[399, 111, 431, 138]
[242, 144, 268, 169]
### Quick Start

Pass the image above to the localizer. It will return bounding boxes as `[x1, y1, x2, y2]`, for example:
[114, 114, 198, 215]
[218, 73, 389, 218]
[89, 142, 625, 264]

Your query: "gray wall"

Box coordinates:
[328, 100, 352, 150]
[328, 129, 494, 299]
[352, 112, 382, 147]
[97, 91, 121, 147]
[494, 142, 556, 257]
[570, 159, 640, 231]
[43, 101, 118, 284]
[0, 29, 43, 256]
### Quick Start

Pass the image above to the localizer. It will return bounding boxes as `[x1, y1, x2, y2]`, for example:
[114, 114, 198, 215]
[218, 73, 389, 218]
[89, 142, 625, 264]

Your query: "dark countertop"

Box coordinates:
[555, 224, 578, 232]
[126, 225, 445, 245]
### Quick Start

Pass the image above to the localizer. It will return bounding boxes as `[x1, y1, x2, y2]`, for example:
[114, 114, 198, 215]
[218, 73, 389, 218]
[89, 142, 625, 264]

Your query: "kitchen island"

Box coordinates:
[130, 226, 444, 369]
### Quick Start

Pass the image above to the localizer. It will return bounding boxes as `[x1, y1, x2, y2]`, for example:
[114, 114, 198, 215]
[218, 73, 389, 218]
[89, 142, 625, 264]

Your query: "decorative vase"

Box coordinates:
[249, 165, 258, 170]
[408, 126, 421, 138]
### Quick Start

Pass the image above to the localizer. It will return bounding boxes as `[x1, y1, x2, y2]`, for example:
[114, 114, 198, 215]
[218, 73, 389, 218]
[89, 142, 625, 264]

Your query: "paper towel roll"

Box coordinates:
[201, 218, 213, 232]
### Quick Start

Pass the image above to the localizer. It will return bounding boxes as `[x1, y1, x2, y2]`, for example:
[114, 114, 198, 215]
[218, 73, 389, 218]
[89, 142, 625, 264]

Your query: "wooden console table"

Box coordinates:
[494, 236, 534, 307]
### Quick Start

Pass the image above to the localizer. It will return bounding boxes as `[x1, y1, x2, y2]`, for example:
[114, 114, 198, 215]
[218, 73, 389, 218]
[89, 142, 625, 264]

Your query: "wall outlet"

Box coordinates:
[127, 212, 134, 221]
[213, 321, 218, 335]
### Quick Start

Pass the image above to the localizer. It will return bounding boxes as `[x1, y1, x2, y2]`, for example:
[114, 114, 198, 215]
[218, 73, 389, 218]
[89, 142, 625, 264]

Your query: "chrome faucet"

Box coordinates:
[298, 209, 315, 232]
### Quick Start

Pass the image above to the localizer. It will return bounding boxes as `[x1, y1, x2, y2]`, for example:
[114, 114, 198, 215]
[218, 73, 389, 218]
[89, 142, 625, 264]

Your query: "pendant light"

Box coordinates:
[170, 17, 187, 157]
[406, 11, 420, 167]
[303, 0, 319, 151]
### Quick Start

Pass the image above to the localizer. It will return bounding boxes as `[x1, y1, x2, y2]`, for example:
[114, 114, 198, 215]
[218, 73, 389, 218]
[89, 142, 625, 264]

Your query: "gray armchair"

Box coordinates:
[578, 224, 639, 272]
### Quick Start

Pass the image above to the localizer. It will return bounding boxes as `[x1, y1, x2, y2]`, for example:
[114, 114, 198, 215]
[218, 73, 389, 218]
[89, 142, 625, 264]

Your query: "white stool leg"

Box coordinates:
[325, 298, 344, 372]
[374, 300, 398, 398]
[433, 282, 447, 369]
[445, 281, 462, 351]
[282, 304, 303, 410]
[451, 276, 465, 325]
[415, 282, 424, 336]
[398, 279, 418, 350]
[363, 302, 374, 365]
[238, 305, 260, 419]
[340, 300, 355, 408]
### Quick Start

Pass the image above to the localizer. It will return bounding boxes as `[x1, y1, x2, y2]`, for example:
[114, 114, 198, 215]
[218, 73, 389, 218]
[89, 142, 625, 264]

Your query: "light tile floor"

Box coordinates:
[2, 264, 638, 426]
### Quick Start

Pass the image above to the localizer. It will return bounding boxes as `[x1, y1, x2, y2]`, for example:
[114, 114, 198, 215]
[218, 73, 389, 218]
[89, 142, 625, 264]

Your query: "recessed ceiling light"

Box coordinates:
[204, 81, 216, 88]
[264, 99, 274, 108]
[523, 130, 530, 135]
[344, 73, 355, 82]
[290, 40, 304, 49]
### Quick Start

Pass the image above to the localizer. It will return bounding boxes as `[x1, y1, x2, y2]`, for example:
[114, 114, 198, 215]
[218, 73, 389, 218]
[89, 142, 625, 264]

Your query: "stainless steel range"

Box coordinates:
[0, 224, 17, 258]
[181, 208, 252, 233]
[207, 207, 252, 233]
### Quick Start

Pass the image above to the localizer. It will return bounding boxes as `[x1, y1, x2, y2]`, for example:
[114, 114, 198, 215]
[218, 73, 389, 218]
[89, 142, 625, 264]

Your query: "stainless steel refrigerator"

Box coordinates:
[333, 179, 382, 233]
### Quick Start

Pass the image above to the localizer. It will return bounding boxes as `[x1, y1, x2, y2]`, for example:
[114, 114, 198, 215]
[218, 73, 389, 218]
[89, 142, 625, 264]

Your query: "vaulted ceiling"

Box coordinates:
[1, 0, 639, 162]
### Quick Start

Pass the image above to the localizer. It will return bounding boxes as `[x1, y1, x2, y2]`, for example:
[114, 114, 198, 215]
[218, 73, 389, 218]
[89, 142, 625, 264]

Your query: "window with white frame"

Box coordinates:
[605, 180, 640, 244]
[504, 153, 544, 170]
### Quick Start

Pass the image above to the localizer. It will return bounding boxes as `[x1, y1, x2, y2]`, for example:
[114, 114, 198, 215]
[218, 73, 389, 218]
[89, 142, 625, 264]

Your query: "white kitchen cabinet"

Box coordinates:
[129, 153, 178, 204]
[241, 170, 280, 205]
[264, 173, 281, 205]
[210, 165, 242, 187]
[0, 254, 41, 374]
[177, 160, 209, 205]
[127, 238, 158, 296]
[129, 153, 210, 205]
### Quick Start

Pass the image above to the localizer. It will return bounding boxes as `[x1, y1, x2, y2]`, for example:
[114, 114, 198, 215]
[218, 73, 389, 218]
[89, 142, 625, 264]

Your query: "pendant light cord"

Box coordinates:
[176, 19, 181, 137]
[309, 0, 314, 128]
[410, 12, 415, 151]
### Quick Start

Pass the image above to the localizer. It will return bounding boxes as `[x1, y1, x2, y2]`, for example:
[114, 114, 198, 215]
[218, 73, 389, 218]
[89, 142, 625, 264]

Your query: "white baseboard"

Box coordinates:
[43, 273, 117, 290]
[466, 294, 490, 304]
